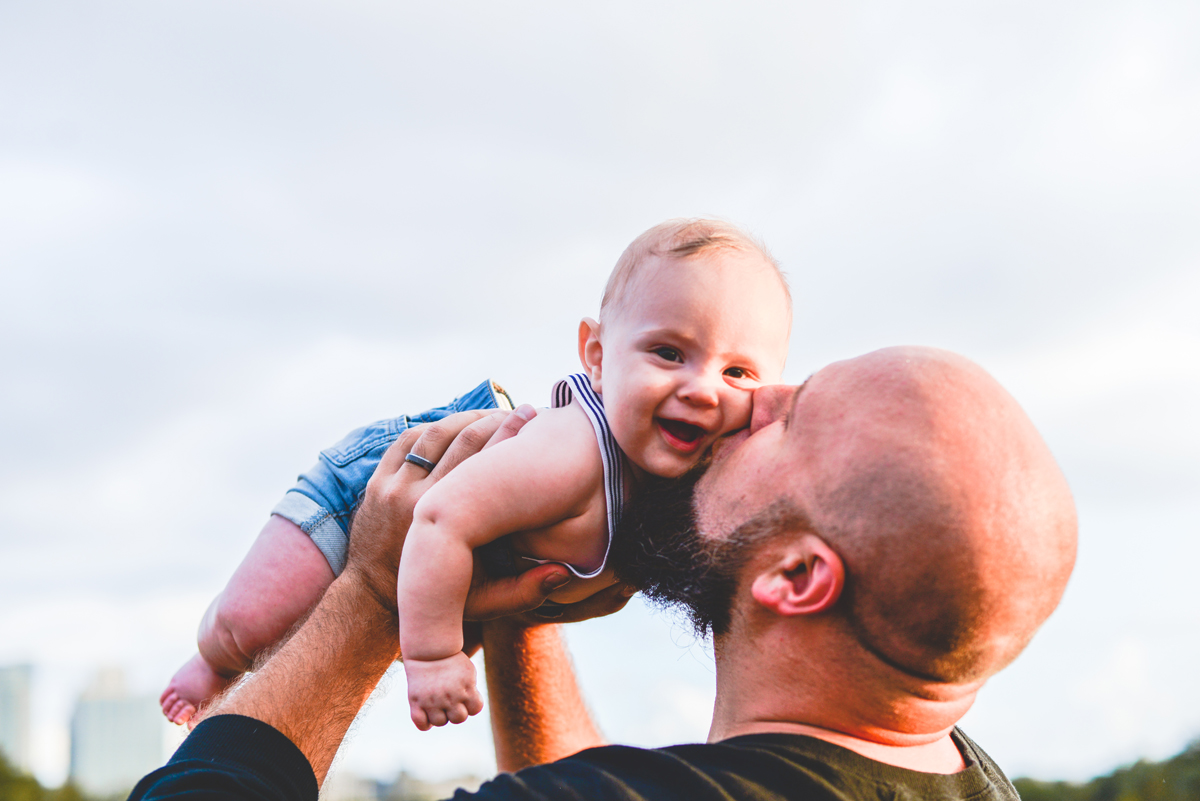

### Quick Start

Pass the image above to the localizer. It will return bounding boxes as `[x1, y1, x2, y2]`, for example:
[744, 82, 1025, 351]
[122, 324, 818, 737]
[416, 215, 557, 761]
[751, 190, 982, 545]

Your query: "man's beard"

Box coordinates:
[610, 464, 808, 639]
[608, 464, 739, 638]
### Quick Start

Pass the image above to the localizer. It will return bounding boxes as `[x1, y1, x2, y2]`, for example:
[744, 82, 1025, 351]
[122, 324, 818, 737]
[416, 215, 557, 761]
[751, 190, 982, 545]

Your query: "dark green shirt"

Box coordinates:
[468, 729, 1018, 801]
[128, 716, 1018, 801]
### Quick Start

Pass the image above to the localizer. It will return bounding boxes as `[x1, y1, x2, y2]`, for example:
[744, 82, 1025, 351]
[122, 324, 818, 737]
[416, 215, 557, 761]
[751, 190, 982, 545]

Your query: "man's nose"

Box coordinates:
[750, 384, 797, 433]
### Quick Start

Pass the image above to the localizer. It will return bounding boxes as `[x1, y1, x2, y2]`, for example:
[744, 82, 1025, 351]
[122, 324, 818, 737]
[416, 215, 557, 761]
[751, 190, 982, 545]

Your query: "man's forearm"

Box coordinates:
[132, 409, 571, 800]
[208, 574, 399, 784]
[483, 620, 605, 773]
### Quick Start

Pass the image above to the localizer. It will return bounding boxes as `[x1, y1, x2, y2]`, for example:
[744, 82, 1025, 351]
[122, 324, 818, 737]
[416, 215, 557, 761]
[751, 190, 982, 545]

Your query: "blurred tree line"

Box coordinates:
[0, 754, 89, 801]
[1015, 740, 1200, 801]
[4, 737, 1199, 800]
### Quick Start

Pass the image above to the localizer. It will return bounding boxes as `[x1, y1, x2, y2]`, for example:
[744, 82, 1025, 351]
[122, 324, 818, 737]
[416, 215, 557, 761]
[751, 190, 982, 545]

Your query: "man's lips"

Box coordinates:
[657, 418, 708, 452]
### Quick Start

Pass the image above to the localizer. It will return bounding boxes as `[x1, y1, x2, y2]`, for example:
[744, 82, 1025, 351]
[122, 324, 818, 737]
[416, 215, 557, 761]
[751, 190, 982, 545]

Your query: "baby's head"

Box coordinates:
[580, 218, 792, 479]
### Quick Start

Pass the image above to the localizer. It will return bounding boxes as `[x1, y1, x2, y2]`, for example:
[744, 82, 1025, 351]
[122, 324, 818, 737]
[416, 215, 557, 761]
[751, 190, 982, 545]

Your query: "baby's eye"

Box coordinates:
[724, 367, 749, 379]
[653, 347, 682, 363]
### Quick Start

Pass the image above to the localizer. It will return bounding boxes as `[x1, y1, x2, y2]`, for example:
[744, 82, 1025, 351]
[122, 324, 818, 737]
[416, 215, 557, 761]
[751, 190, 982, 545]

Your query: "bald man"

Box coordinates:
[130, 347, 1076, 801]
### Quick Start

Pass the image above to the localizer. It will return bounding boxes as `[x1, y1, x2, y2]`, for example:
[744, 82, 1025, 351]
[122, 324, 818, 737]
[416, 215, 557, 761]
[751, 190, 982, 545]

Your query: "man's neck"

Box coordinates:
[709, 626, 980, 775]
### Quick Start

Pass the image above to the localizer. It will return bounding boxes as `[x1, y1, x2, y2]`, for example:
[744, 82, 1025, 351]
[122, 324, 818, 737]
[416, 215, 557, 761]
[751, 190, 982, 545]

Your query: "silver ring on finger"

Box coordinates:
[404, 453, 437, 472]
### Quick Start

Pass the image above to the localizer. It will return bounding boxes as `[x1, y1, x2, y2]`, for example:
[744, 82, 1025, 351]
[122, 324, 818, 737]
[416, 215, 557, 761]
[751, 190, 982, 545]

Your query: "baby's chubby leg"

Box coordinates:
[160, 515, 335, 725]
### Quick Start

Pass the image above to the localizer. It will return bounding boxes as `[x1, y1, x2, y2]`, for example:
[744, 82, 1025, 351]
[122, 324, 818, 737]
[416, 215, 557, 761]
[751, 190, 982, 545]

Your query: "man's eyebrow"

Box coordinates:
[784, 377, 810, 430]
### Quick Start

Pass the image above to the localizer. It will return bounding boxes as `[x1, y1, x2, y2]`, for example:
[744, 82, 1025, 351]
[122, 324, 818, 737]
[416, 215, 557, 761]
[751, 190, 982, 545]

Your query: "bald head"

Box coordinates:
[792, 347, 1077, 683]
[615, 346, 1077, 687]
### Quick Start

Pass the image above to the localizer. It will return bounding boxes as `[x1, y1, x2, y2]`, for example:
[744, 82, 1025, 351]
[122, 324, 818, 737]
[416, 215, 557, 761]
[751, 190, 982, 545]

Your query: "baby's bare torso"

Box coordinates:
[501, 401, 620, 602]
[408, 398, 622, 605]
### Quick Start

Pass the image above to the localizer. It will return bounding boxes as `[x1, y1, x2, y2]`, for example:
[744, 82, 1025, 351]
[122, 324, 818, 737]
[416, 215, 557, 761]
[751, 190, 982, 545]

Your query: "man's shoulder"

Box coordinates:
[465, 731, 1018, 801]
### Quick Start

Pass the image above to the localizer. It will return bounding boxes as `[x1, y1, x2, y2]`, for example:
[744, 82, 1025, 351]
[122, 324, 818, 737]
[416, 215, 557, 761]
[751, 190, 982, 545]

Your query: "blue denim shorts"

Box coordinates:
[270, 379, 514, 575]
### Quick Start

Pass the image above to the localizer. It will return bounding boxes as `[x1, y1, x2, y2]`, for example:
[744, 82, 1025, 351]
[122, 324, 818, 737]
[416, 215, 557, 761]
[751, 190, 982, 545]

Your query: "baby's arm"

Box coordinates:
[397, 405, 602, 729]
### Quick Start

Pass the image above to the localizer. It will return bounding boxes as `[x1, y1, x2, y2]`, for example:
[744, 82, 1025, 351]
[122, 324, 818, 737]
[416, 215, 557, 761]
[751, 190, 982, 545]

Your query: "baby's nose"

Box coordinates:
[679, 374, 721, 407]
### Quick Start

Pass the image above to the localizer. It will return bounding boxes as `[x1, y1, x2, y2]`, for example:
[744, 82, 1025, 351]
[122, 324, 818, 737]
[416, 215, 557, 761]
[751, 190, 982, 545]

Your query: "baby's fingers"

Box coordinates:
[410, 703, 431, 731]
[444, 689, 483, 725]
[425, 707, 449, 728]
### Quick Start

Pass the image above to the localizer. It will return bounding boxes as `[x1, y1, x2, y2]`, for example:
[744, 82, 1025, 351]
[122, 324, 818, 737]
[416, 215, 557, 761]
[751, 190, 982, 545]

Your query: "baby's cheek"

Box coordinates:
[604, 406, 645, 460]
[719, 391, 754, 434]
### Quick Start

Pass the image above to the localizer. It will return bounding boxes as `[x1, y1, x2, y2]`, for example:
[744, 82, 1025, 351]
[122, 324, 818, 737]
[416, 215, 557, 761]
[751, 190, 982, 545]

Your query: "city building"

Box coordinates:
[321, 767, 486, 801]
[0, 664, 33, 774]
[383, 769, 484, 800]
[70, 668, 166, 797]
[322, 768, 381, 801]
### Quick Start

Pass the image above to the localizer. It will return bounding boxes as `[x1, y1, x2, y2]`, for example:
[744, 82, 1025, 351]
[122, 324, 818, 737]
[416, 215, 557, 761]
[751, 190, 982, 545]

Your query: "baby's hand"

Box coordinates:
[403, 652, 484, 730]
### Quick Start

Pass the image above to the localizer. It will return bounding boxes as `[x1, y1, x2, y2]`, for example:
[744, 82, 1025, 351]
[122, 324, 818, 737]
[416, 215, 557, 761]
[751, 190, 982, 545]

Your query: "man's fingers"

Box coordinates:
[412, 403, 536, 478]
[462, 621, 484, 658]
[377, 404, 532, 483]
[431, 412, 508, 477]
[377, 410, 493, 479]
[531, 583, 636, 624]
[482, 404, 537, 450]
[376, 424, 427, 475]
[466, 565, 636, 624]
[413, 413, 493, 476]
[465, 564, 572, 621]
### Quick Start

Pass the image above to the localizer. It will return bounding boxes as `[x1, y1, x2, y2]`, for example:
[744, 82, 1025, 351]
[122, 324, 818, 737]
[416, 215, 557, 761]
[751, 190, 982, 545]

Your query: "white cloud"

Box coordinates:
[0, 160, 135, 245]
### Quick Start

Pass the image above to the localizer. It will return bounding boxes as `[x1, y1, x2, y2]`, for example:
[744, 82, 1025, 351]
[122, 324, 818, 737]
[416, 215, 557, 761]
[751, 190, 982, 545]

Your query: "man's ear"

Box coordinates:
[578, 317, 603, 393]
[750, 535, 844, 617]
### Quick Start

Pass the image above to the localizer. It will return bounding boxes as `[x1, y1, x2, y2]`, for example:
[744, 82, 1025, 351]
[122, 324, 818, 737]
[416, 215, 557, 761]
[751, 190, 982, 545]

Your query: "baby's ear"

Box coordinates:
[578, 318, 603, 391]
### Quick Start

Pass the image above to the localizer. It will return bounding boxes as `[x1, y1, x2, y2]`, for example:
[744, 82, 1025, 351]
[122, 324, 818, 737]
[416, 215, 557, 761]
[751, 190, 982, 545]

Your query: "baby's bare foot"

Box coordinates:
[160, 652, 233, 727]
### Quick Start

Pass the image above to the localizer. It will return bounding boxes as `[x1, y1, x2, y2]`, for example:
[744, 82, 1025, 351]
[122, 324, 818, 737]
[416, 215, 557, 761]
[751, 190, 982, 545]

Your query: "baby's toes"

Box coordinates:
[167, 699, 193, 724]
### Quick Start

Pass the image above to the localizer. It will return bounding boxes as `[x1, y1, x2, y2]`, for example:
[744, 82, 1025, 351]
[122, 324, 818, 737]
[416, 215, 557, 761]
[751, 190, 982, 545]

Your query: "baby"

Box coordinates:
[161, 218, 792, 730]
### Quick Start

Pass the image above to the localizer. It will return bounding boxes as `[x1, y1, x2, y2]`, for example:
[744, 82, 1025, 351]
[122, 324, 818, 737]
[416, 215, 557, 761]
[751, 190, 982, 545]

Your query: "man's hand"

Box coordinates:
[344, 405, 575, 628]
[200, 402, 632, 784]
[519, 582, 637, 624]
[204, 403, 568, 784]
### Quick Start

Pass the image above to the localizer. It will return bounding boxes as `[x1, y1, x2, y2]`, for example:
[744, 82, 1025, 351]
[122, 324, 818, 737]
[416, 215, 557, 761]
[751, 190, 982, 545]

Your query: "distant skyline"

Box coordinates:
[0, 665, 32, 774]
[2, 0, 1198, 789]
[69, 668, 170, 797]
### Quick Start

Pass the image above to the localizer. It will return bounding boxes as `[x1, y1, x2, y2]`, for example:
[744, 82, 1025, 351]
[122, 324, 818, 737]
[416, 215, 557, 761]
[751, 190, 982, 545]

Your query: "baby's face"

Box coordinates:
[588, 250, 791, 479]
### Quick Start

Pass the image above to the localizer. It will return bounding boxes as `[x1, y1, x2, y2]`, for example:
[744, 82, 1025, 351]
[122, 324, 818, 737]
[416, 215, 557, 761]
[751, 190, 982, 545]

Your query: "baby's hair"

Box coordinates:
[600, 218, 792, 322]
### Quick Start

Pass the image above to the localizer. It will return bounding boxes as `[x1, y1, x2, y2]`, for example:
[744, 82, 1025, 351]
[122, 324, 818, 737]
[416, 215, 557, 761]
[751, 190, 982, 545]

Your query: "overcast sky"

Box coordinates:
[2, 0, 1198, 789]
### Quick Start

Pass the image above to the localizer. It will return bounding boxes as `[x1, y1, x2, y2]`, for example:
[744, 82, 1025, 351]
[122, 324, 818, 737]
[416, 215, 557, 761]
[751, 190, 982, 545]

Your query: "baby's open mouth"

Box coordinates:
[658, 418, 706, 444]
